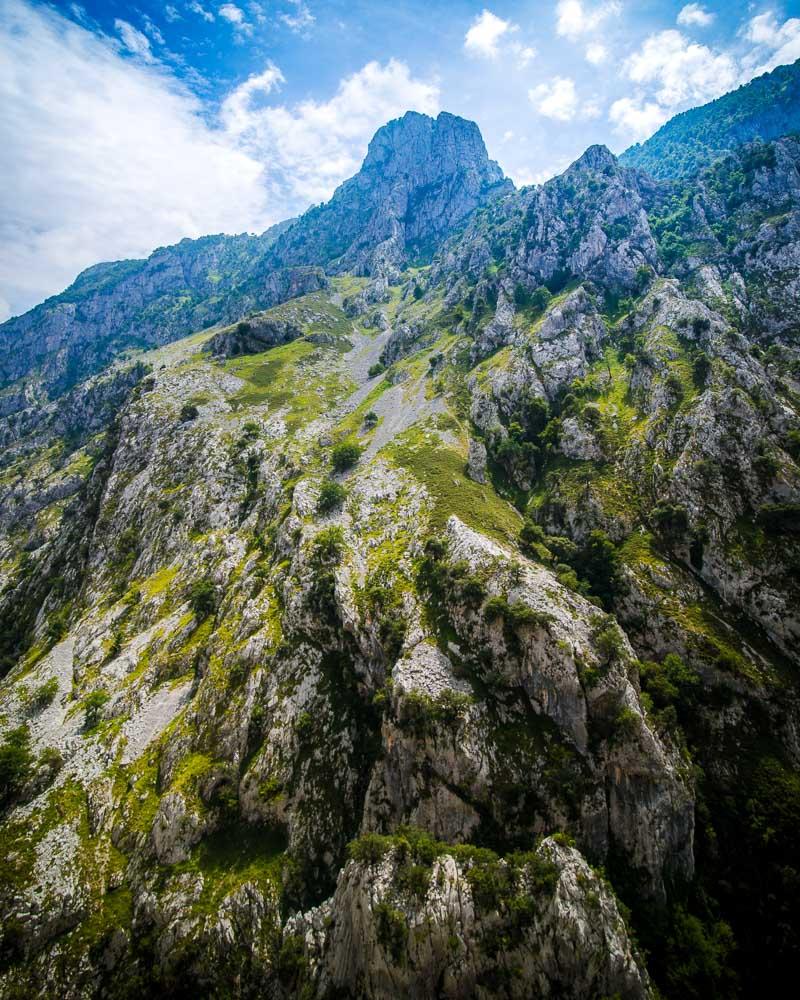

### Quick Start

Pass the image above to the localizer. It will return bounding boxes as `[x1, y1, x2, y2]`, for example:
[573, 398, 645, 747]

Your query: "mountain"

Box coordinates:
[620, 57, 800, 179]
[0, 112, 509, 398]
[1, 69, 800, 1000]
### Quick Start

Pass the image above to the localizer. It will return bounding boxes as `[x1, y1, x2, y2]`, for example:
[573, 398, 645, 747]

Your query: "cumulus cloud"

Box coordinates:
[529, 77, 579, 121]
[0, 1, 439, 315]
[744, 12, 800, 75]
[609, 96, 670, 142]
[223, 58, 441, 205]
[219, 3, 244, 24]
[677, 4, 714, 28]
[555, 0, 620, 40]
[623, 29, 737, 108]
[114, 18, 154, 62]
[464, 9, 516, 59]
[585, 42, 607, 64]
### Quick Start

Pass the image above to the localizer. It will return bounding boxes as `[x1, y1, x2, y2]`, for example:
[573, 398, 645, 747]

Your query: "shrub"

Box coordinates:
[374, 902, 408, 962]
[595, 624, 625, 662]
[530, 286, 552, 312]
[83, 690, 109, 731]
[652, 503, 689, 541]
[311, 526, 345, 564]
[612, 705, 641, 742]
[692, 351, 711, 388]
[0, 726, 33, 809]
[331, 439, 362, 472]
[786, 429, 800, 461]
[29, 677, 58, 712]
[519, 518, 546, 551]
[368, 362, 385, 378]
[179, 403, 199, 422]
[364, 410, 379, 429]
[349, 832, 394, 865]
[317, 479, 346, 514]
[189, 578, 216, 620]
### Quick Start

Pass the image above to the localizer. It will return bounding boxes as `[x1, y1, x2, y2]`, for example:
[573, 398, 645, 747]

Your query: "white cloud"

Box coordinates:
[585, 41, 607, 64]
[0, 295, 11, 323]
[165, 6, 181, 23]
[188, 1, 215, 22]
[280, 1, 315, 33]
[219, 3, 245, 24]
[529, 77, 579, 120]
[555, 0, 620, 40]
[512, 43, 536, 67]
[0, 0, 266, 314]
[220, 63, 285, 133]
[624, 29, 737, 109]
[677, 4, 714, 28]
[464, 9, 516, 59]
[224, 58, 441, 205]
[114, 19, 154, 62]
[609, 95, 670, 142]
[0, 2, 443, 314]
[219, 3, 253, 35]
[744, 12, 800, 75]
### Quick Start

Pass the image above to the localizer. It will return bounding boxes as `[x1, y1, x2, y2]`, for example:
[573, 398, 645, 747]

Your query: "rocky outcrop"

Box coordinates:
[292, 838, 653, 999]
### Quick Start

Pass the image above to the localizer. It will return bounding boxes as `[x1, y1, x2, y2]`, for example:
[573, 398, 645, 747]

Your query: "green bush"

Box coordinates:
[179, 403, 199, 422]
[189, 578, 216, 620]
[83, 690, 109, 731]
[317, 479, 346, 514]
[0, 726, 33, 809]
[311, 526, 345, 564]
[331, 439, 363, 472]
[364, 410, 379, 429]
[29, 677, 58, 712]
[368, 362, 385, 378]
[374, 902, 408, 962]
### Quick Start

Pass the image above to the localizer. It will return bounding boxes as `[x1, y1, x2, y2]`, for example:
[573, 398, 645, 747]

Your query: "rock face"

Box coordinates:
[271, 112, 512, 278]
[292, 838, 653, 999]
[1, 69, 800, 1000]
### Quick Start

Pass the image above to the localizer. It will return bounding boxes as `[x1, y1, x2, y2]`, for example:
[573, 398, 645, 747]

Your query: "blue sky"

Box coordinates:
[1, 0, 799, 317]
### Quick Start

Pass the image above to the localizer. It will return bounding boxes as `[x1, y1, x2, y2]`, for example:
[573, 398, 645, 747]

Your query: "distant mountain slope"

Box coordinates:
[0, 112, 509, 398]
[620, 58, 800, 179]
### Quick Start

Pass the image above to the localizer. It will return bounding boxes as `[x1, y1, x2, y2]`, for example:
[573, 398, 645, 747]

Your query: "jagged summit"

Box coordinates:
[269, 109, 511, 275]
[564, 143, 618, 175]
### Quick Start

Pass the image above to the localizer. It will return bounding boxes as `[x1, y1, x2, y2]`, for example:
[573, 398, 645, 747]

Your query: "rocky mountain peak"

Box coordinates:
[563, 143, 618, 176]
[361, 110, 505, 186]
[270, 110, 512, 276]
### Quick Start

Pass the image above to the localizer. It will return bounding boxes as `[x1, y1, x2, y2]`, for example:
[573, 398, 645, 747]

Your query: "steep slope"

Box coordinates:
[1, 102, 800, 999]
[0, 112, 509, 400]
[620, 58, 800, 179]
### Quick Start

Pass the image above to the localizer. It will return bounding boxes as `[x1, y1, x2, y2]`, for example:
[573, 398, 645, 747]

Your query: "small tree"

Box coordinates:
[179, 403, 199, 422]
[331, 439, 362, 473]
[189, 578, 216, 620]
[0, 726, 33, 808]
[318, 480, 346, 514]
[84, 691, 109, 731]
